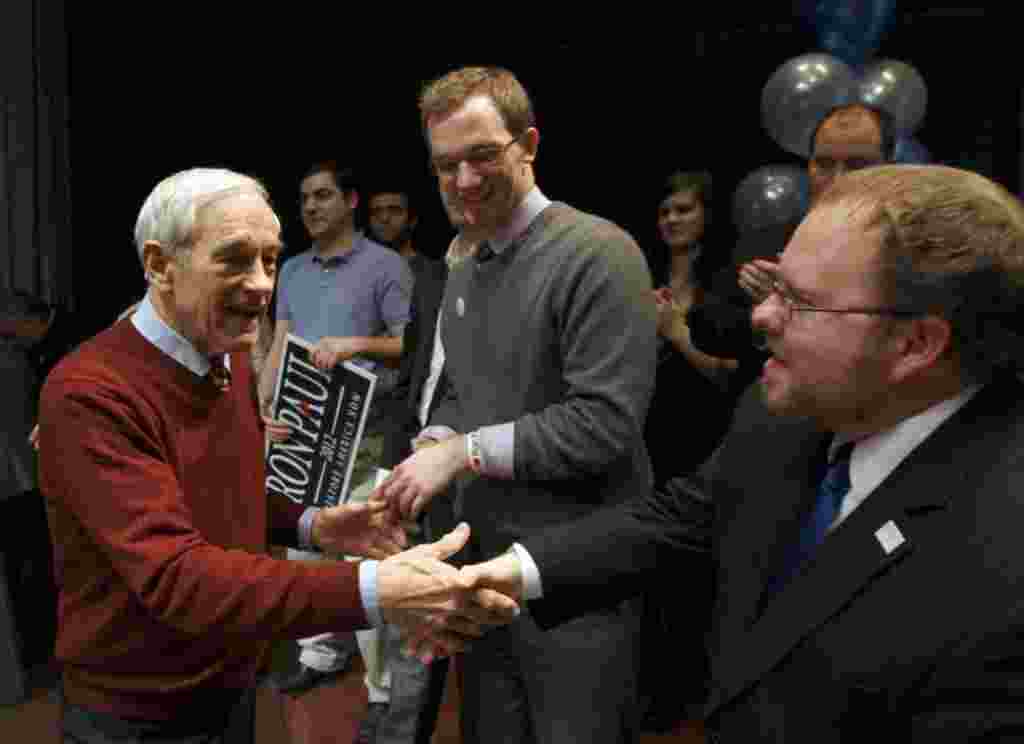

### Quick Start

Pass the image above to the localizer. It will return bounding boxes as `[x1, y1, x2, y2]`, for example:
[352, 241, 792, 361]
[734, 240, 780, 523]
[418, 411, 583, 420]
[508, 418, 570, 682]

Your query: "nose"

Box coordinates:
[455, 160, 482, 190]
[243, 260, 275, 303]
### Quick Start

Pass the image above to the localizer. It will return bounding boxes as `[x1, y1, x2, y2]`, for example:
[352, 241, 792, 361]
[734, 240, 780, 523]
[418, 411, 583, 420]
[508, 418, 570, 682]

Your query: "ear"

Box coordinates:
[519, 127, 540, 164]
[889, 315, 953, 384]
[143, 240, 176, 291]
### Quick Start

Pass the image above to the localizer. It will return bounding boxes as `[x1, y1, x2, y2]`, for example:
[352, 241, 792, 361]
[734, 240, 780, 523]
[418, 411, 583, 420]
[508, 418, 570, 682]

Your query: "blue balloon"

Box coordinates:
[814, 0, 898, 66]
[892, 135, 931, 164]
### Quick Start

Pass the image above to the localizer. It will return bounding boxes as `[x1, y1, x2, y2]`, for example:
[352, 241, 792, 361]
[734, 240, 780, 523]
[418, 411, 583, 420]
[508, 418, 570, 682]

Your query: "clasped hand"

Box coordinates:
[377, 523, 520, 662]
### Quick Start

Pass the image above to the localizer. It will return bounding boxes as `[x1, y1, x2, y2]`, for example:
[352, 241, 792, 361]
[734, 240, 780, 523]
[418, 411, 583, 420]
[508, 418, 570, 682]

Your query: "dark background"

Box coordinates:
[65, 6, 1014, 341]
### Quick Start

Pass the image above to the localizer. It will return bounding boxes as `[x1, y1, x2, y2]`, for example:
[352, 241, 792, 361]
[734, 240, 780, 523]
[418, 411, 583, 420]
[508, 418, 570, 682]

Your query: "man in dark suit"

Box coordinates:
[458, 164, 1024, 741]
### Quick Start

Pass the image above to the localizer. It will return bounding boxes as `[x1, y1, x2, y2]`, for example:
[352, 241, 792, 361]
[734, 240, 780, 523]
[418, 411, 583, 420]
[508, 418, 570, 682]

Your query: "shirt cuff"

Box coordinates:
[359, 560, 384, 627]
[477, 423, 515, 479]
[298, 507, 320, 551]
[509, 543, 544, 600]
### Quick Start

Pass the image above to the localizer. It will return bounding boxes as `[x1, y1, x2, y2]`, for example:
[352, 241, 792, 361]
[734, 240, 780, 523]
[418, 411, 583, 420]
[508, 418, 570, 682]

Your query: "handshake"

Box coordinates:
[298, 433, 531, 661]
[342, 514, 528, 664]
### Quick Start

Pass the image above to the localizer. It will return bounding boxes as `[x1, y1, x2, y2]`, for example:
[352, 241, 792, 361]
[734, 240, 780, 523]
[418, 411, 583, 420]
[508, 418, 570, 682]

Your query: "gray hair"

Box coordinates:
[133, 167, 275, 268]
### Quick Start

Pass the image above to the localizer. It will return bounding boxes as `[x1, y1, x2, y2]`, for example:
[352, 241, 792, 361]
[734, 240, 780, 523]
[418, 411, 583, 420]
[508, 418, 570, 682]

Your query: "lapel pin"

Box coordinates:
[875, 520, 905, 555]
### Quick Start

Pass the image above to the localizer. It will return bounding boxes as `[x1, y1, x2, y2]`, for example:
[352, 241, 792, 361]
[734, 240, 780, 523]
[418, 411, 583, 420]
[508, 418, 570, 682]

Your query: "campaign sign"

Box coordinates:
[265, 334, 376, 507]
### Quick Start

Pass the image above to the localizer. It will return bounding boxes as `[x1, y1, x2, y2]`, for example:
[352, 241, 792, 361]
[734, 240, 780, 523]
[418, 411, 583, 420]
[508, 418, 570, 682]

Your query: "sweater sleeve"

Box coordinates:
[514, 222, 658, 481]
[38, 378, 369, 640]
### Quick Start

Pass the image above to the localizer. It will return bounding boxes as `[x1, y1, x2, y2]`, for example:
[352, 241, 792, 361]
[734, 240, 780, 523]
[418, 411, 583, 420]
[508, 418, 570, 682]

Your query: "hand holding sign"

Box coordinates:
[265, 334, 376, 509]
[311, 336, 364, 370]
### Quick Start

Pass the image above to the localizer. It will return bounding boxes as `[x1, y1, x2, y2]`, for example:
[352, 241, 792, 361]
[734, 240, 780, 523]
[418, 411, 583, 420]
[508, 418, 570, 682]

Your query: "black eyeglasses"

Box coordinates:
[430, 132, 524, 178]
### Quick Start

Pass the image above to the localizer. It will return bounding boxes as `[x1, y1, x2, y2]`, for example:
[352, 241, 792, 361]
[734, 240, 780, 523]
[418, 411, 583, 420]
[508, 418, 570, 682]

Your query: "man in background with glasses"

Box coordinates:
[460, 164, 1024, 741]
[377, 66, 657, 744]
[687, 104, 894, 392]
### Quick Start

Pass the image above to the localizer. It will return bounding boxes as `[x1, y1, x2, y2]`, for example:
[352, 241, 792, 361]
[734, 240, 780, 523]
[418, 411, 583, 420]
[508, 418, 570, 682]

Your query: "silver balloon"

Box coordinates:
[857, 59, 928, 133]
[761, 53, 857, 157]
[732, 165, 811, 235]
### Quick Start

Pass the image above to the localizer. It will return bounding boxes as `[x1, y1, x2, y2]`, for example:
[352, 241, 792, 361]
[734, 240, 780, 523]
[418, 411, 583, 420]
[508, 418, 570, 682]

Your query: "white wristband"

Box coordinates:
[466, 430, 483, 474]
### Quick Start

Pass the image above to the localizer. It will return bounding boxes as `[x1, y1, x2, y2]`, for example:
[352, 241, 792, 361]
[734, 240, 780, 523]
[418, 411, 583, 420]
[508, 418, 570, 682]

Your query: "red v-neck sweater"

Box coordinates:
[38, 319, 367, 719]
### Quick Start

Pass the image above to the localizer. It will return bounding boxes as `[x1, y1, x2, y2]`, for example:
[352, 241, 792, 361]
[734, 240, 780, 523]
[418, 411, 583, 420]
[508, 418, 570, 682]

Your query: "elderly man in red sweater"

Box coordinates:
[36, 167, 516, 744]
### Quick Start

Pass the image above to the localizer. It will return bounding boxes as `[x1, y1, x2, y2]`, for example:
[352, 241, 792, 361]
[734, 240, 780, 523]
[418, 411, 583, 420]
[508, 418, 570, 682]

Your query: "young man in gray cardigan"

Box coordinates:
[378, 66, 657, 744]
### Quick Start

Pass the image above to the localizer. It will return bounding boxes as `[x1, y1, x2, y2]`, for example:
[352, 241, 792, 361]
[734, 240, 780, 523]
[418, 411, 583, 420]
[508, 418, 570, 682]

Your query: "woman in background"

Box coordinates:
[634, 172, 739, 732]
[645, 171, 739, 487]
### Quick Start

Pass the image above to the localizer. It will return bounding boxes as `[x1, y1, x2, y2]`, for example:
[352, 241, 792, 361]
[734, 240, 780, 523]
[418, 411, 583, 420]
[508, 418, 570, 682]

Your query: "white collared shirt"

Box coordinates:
[830, 384, 981, 530]
[131, 294, 228, 376]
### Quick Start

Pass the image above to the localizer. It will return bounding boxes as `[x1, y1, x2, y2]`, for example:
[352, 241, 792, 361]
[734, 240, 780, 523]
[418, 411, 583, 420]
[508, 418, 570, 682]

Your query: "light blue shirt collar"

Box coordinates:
[312, 231, 368, 265]
[131, 294, 227, 378]
[490, 187, 551, 255]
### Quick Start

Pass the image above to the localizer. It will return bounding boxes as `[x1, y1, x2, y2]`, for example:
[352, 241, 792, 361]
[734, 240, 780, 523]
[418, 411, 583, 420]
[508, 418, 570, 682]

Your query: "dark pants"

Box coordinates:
[60, 687, 256, 744]
[460, 606, 639, 744]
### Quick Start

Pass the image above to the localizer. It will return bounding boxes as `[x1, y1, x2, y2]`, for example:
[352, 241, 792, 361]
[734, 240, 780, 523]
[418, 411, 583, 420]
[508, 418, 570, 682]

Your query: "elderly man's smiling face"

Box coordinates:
[163, 192, 281, 355]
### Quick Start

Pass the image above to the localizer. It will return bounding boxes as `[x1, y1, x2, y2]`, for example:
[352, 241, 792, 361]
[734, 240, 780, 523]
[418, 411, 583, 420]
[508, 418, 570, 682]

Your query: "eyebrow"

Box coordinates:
[212, 238, 282, 259]
[433, 142, 505, 160]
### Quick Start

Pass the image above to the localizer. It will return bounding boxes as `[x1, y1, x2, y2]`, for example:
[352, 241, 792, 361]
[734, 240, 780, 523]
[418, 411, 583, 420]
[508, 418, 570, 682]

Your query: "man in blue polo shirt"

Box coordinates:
[259, 161, 413, 700]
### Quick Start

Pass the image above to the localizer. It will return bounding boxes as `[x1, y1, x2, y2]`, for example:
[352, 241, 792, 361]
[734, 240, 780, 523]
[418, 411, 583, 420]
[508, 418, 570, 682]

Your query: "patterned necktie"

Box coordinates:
[475, 241, 495, 263]
[764, 441, 855, 600]
[208, 355, 231, 391]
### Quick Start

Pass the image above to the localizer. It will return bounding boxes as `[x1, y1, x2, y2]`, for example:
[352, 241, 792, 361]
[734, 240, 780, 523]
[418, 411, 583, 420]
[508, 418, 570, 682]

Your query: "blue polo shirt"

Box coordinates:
[276, 232, 413, 373]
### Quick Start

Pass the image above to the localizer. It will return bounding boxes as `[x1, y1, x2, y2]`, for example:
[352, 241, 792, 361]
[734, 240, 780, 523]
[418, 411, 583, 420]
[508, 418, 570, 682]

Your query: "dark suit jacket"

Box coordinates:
[381, 255, 448, 469]
[524, 375, 1024, 741]
[380, 256, 454, 543]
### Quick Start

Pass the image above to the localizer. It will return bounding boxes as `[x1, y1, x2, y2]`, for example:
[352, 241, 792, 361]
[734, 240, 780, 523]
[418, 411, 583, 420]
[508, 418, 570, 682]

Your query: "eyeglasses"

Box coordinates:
[758, 277, 920, 326]
[430, 132, 524, 178]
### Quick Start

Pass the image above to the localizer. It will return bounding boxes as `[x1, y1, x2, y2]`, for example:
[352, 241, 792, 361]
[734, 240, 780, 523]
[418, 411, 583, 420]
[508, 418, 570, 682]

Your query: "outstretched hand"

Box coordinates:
[377, 523, 519, 662]
[312, 500, 407, 560]
[377, 435, 468, 521]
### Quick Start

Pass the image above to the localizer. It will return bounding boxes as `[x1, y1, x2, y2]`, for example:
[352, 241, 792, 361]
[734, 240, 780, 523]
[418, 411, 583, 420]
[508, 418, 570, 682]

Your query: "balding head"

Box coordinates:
[808, 104, 890, 203]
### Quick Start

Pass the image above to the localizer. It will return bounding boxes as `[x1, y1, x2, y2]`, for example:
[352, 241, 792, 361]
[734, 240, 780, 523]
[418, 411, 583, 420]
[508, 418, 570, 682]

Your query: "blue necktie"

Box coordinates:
[764, 441, 855, 599]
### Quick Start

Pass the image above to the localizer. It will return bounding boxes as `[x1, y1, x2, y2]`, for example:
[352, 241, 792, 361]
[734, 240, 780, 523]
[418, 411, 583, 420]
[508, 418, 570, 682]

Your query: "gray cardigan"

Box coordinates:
[434, 202, 657, 559]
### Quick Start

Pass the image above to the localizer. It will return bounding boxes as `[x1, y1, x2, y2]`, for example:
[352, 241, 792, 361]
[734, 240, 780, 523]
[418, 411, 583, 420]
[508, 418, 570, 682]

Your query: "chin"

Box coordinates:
[210, 332, 258, 355]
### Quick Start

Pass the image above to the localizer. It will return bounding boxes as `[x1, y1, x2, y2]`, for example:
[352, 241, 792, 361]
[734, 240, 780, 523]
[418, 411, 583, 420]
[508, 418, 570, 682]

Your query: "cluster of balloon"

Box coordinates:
[737, 1, 929, 234]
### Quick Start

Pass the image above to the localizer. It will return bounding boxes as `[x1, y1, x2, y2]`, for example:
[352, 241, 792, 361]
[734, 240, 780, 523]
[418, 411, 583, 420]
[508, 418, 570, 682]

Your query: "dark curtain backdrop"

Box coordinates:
[0, 1, 71, 309]
[63, 5, 1017, 341]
